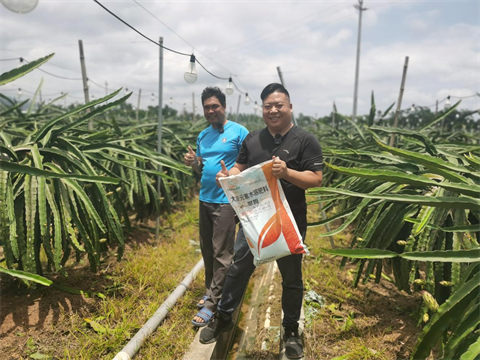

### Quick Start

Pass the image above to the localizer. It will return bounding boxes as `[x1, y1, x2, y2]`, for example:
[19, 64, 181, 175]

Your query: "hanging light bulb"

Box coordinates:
[410, 104, 415, 112]
[455, 114, 460, 120]
[225, 77, 234, 95]
[151, 93, 155, 101]
[444, 96, 451, 109]
[184, 54, 197, 84]
[170, 97, 173, 106]
[244, 93, 251, 105]
[253, 101, 259, 113]
[125, 87, 129, 94]
[17, 88, 22, 97]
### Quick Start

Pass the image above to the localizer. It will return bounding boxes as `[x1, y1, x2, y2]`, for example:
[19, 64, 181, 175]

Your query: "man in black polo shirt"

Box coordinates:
[200, 83, 323, 359]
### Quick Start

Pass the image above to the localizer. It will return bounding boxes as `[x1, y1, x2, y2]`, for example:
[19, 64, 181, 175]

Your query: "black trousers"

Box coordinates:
[217, 226, 305, 328]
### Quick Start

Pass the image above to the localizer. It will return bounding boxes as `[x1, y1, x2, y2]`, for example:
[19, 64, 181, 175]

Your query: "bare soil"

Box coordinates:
[0, 226, 152, 360]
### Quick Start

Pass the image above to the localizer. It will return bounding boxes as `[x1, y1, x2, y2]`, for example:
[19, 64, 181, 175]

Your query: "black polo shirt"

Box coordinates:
[236, 126, 323, 231]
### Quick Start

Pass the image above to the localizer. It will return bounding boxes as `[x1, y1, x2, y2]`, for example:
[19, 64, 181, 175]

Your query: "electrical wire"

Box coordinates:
[170, 97, 191, 109]
[3, 41, 150, 52]
[94, 0, 247, 93]
[21, 89, 64, 97]
[88, 78, 160, 99]
[132, 0, 195, 51]
[21, 58, 83, 81]
[451, 94, 479, 99]
[0, 57, 21, 61]
[88, 78, 106, 89]
[132, 0, 240, 80]
[194, 58, 229, 81]
[232, 80, 245, 95]
[417, 93, 479, 109]
[214, 2, 392, 63]
[3, 86, 86, 99]
[213, 3, 345, 58]
[94, 0, 190, 57]
[1, 52, 81, 81]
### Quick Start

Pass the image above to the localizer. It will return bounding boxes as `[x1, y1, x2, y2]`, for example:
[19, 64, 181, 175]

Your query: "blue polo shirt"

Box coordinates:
[197, 121, 249, 204]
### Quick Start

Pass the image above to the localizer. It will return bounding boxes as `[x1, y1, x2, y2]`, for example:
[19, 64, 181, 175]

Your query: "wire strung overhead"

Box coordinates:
[5, 56, 164, 101]
[132, 0, 237, 79]
[93, 0, 189, 56]
[0, 57, 21, 62]
[451, 94, 479, 99]
[20, 57, 83, 81]
[93, 0, 247, 97]
[419, 93, 480, 109]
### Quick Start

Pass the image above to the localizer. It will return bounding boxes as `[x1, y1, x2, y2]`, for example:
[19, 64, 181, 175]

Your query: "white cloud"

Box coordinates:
[1, 0, 478, 118]
[326, 29, 352, 48]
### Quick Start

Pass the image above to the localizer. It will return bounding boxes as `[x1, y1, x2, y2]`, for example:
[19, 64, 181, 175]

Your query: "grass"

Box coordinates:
[330, 338, 389, 360]
[43, 197, 205, 359]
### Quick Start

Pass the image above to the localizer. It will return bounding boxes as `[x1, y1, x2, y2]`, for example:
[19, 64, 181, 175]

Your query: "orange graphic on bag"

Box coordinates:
[257, 162, 305, 256]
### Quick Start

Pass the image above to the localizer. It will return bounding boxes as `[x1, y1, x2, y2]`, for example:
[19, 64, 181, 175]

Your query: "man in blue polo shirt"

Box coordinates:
[184, 87, 248, 327]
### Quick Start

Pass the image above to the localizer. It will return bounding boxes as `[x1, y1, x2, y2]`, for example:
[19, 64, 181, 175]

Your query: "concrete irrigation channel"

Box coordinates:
[183, 261, 305, 360]
[112, 258, 304, 360]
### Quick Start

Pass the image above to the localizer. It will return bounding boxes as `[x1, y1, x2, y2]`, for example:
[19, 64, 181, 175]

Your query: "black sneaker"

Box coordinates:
[283, 327, 304, 359]
[199, 313, 234, 344]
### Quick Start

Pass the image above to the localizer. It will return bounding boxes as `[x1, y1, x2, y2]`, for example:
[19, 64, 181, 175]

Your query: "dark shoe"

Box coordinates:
[283, 327, 304, 359]
[199, 314, 234, 344]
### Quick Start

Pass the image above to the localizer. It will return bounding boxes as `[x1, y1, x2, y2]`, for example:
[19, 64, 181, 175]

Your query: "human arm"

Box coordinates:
[183, 145, 203, 174]
[271, 156, 322, 190]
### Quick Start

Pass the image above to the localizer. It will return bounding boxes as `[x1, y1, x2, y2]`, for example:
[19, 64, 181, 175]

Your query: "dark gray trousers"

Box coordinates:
[199, 201, 236, 311]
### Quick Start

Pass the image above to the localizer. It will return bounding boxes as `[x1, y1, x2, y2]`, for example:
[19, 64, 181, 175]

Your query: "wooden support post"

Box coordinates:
[389, 56, 409, 147]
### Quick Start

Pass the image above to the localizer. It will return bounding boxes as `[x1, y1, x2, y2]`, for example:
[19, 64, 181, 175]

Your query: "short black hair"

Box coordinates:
[201, 87, 226, 108]
[260, 83, 290, 102]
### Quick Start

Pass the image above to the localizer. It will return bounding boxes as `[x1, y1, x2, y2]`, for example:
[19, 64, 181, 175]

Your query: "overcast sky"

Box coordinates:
[1, 0, 478, 119]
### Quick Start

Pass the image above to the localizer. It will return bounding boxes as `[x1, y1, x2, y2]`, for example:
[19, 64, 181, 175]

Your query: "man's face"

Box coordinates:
[203, 96, 226, 126]
[262, 91, 292, 134]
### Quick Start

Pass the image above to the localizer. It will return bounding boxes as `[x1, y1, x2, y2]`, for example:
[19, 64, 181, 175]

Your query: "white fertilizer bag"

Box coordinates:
[219, 159, 307, 266]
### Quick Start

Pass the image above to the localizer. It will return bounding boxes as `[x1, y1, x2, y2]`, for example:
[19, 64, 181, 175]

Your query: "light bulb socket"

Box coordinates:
[184, 54, 198, 84]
